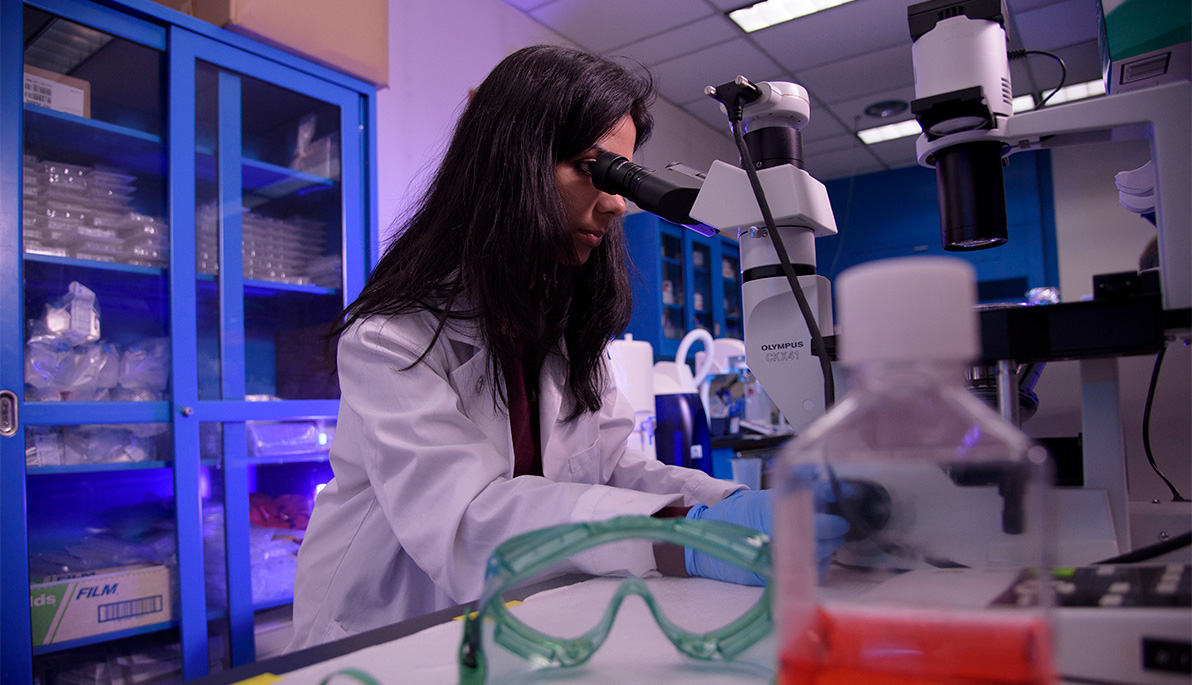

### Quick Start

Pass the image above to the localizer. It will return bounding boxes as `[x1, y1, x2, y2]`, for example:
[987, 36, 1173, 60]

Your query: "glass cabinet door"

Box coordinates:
[660, 230, 685, 344]
[21, 7, 169, 408]
[16, 6, 189, 682]
[180, 35, 361, 674]
[721, 246, 743, 339]
[194, 62, 344, 403]
[690, 239, 713, 335]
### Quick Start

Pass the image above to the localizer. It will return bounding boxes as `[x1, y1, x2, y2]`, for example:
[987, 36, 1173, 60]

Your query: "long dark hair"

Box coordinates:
[331, 45, 654, 420]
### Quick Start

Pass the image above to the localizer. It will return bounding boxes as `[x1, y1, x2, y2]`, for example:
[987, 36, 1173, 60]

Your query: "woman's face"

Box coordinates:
[555, 115, 636, 264]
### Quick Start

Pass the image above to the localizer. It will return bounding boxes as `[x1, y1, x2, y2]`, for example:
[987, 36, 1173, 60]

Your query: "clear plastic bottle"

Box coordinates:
[775, 257, 1054, 685]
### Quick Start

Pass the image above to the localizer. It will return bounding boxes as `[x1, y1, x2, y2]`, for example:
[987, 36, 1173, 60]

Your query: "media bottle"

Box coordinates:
[774, 257, 1054, 684]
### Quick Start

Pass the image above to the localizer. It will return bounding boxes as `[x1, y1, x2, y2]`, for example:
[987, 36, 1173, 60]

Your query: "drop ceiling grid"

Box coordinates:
[498, 0, 1102, 179]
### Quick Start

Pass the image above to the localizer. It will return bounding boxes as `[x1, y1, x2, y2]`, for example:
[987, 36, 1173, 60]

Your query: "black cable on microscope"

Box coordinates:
[1142, 345, 1188, 502]
[1008, 49, 1068, 109]
[726, 114, 835, 409]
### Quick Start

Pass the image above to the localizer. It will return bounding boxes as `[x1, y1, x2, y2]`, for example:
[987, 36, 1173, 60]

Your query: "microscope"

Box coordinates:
[594, 78, 839, 435]
[906, 0, 1190, 560]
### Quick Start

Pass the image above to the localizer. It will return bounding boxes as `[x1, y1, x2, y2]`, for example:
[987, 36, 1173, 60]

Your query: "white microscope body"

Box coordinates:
[592, 80, 840, 435]
[688, 82, 837, 434]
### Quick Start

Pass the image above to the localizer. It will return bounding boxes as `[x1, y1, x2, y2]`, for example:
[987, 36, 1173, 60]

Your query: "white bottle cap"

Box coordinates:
[837, 256, 979, 364]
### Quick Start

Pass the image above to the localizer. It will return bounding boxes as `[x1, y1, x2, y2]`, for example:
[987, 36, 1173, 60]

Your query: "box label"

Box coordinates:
[99, 595, 164, 623]
[29, 565, 172, 646]
[23, 71, 86, 117]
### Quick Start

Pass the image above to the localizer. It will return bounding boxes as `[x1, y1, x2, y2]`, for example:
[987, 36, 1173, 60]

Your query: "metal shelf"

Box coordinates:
[246, 452, 330, 465]
[195, 272, 339, 296]
[24, 104, 163, 177]
[28, 461, 171, 475]
[24, 252, 165, 277]
[31, 620, 176, 657]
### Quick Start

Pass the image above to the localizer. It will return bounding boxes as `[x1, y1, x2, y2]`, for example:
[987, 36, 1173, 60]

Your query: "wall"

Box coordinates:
[818, 151, 1058, 299]
[1025, 139, 1191, 507]
[376, 0, 737, 245]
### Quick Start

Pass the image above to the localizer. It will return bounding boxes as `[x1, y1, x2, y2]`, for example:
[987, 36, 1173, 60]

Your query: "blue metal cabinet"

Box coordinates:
[816, 151, 1058, 303]
[1, 1, 376, 681]
[624, 213, 744, 359]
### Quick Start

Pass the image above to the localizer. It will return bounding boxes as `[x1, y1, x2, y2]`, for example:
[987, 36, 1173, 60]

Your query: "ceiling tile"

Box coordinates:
[866, 135, 921, 170]
[805, 145, 886, 181]
[529, 0, 715, 53]
[1010, 39, 1102, 97]
[800, 108, 851, 142]
[804, 133, 861, 156]
[818, 84, 918, 134]
[1050, 39, 1103, 84]
[1013, 0, 1099, 52]
[751, 0, 911, 74]
[679, 96, 737, 136]
[609, 15, 742, 67]
[796, 42, 915, 106]
[652, 38, 784, 104]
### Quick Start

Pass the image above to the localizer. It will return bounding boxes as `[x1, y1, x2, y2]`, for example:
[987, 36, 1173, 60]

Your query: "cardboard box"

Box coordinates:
[30, 564, 173, 646]
[23, 64, 90, 118]
[1098, 0, 1191, 94]
[193, 0, 388, 86]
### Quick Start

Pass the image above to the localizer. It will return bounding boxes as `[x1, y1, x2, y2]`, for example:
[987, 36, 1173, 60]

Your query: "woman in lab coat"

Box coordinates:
[287, 45, 775, 649]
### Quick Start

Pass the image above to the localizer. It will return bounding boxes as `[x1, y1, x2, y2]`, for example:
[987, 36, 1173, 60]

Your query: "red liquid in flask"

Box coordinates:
[779, 606, 1054, 685]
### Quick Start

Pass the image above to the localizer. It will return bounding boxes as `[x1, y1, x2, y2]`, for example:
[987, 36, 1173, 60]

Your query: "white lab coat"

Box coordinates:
[288, 310, 742, 649]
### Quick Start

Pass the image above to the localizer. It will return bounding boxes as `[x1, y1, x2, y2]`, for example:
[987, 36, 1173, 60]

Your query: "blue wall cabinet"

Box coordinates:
[1, 1, 376, 681]
[624, 213, 744, 360]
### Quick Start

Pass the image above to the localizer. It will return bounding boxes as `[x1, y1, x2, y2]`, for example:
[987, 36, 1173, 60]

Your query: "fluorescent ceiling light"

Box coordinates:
[858, 80, 1107, 144]
[1044, 79, 1107, 105]
[857, 119, 921, 144]
[728, 0, 855, 33]
[1014, 79, 1107, 112]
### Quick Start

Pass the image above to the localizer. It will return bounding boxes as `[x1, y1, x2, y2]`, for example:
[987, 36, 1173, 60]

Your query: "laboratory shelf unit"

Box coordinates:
[624, 212, 744, 360]
[1, 0, 377, 682]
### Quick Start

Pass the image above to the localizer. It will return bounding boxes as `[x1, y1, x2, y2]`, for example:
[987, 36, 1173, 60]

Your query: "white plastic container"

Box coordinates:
[774, 257, 1053, 684]
[606, 334, 657, 460]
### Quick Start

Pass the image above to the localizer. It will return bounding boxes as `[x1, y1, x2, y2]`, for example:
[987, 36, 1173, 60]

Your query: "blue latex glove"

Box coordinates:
[813, 480, 851, 580]
[685, 490, 772, 586]
[685, 487, 851, 586]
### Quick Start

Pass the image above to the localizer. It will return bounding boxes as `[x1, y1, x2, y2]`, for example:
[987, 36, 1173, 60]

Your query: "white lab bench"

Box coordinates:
[199, 568, 1190, 684]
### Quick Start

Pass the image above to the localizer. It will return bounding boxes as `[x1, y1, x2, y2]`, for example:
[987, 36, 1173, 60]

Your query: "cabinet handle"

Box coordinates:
[0, 390, 16, 437]
[179, 406, 195, 417]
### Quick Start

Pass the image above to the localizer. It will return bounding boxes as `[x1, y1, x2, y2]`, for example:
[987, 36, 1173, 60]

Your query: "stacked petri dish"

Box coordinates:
[22, 156, 168, 268]
[196, 201, 335, 287]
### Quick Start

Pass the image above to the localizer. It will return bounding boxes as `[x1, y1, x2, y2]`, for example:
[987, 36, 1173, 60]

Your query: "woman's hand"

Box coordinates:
[685, 489, 849, 586]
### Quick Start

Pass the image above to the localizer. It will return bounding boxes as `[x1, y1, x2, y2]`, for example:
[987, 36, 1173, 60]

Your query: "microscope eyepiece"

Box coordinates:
[591, 152, 711, 233]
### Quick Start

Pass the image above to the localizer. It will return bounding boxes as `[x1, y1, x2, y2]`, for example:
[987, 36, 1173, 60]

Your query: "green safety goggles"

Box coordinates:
[458, 515, 774, 684]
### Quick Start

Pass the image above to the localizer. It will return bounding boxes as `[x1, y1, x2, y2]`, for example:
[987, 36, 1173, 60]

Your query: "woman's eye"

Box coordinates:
[576, 159, 595, 175]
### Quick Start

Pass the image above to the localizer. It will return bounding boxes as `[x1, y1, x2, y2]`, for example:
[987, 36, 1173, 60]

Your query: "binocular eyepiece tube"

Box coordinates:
[592, 152, 712, 234]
